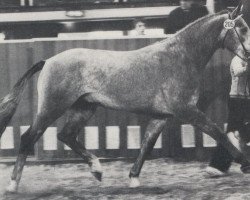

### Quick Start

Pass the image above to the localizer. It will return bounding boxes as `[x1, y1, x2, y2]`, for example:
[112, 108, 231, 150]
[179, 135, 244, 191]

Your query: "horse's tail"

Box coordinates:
[0, 60, 46, 138]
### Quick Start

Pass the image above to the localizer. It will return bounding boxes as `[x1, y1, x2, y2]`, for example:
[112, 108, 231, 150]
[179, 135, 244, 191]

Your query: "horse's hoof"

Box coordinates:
[241, 165, 250, 174]
[5, 180, 18, 193]
[129, 177, 140, 188]
[90, 159, 103, 182]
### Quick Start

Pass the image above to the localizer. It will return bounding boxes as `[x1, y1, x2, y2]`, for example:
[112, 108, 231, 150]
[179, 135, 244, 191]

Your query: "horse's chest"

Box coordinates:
[155, 69, 200, 111]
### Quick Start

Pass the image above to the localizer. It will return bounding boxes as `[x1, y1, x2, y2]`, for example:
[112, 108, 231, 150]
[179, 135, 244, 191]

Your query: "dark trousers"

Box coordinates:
[209, 98, 250, 172]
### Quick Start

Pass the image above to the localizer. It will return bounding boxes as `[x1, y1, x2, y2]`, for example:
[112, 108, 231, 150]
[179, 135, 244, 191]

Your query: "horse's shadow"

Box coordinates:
[2, 185, 187, 200]
[93, 186, 172, 195]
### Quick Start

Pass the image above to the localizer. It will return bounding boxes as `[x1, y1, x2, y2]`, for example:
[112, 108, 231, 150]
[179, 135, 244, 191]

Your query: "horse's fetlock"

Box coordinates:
[129, 170, 138, 178]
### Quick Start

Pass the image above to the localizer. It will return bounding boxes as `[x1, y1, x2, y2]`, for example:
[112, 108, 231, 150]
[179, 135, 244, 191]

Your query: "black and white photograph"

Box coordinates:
[1, 0, 250, 199]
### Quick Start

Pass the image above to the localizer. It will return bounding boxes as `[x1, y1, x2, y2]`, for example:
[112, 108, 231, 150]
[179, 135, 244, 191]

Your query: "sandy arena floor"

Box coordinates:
[1, 159, 250, 200]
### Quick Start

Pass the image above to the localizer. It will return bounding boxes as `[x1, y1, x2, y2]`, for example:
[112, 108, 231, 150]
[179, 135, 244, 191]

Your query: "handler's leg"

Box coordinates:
[129, 119, 167, 187]
[57, 102, 102, 181]
[177, 107, 250, 173]
[207, 98, 246, 175]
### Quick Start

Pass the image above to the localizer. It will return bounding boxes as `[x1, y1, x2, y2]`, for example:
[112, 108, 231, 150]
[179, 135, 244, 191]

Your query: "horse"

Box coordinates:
[2, 4, 250, 193]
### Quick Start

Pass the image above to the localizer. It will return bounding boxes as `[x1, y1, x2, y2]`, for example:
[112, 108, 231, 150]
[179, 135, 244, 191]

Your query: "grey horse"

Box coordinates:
[1, 5, 250, 192]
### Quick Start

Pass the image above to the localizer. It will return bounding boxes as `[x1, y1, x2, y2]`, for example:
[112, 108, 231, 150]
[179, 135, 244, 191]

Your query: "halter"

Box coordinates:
[222, 13, 250, 62]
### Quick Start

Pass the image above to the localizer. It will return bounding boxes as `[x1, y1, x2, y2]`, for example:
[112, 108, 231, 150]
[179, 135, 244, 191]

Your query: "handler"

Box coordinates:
[206, 54, 250, 176]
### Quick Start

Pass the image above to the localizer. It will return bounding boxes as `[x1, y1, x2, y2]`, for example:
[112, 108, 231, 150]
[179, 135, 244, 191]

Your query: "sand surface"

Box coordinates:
[1, 159, 250, 200]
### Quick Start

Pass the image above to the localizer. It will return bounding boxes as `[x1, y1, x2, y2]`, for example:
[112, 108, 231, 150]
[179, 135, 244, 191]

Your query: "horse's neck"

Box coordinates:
[162, 14, 227, 71]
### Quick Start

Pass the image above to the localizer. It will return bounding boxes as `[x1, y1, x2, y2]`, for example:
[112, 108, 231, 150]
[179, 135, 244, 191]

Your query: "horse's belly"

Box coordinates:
[84, 93, 153, 112]
[84, 92, 174, 118]
[85, 93, 128, 109]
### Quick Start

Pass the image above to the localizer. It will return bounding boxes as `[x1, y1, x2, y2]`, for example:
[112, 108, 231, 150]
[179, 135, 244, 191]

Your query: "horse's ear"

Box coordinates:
[230, 1, 243, 19]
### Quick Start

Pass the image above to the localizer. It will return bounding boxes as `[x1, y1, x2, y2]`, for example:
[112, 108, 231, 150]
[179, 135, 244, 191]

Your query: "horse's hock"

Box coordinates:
[0, 37, 234, 162]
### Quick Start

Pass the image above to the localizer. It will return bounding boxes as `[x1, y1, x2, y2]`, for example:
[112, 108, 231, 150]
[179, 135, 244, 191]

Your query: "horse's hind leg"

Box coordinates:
[6, 111, 59, 193]
[57, 102, 102, 181]
[176, 107, 250, 173]
[129, 119, 167, 188]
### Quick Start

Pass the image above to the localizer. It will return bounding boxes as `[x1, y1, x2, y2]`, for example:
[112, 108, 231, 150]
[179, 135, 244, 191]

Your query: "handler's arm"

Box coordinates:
[230, 56, 249, 77]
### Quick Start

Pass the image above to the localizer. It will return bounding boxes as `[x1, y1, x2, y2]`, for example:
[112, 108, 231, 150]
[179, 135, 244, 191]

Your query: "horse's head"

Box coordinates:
[221, 4, 250, 61]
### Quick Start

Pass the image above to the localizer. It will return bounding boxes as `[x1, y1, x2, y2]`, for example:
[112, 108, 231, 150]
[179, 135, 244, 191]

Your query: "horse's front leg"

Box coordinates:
[129, 119, 167, 188]
[176, 107, 250, 173]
